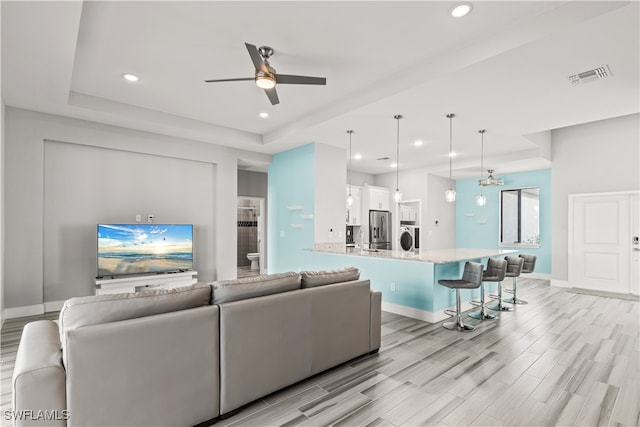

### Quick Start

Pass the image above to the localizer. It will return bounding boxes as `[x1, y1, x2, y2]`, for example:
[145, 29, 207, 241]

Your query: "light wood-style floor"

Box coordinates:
[1, 278, 638, 426]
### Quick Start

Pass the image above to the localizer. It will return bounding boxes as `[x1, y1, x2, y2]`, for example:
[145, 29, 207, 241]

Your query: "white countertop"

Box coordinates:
[309, 243, 517, 264]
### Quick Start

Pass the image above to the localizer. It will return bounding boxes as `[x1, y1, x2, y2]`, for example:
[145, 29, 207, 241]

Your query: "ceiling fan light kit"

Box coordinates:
[479, 170, 504, 186]
[205, 43, 327, 105]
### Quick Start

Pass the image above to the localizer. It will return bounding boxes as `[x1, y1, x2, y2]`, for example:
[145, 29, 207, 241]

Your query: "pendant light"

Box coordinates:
[476, 129, 487, 207]
[445, 113, 456, 203]
[393, 115, 403, 203]
[346, 130, 354, 206]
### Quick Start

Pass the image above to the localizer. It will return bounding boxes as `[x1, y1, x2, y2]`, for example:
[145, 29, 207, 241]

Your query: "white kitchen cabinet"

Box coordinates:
[368, 186, 390, 211]
[346, 185, 362, 225]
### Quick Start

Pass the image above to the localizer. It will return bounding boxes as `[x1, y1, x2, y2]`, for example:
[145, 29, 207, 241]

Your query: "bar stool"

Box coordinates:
[437, 261, 484, 332]
[470, 258, 507, 320]
[504, 254, 537, 305]
[488, 256, 524, 312]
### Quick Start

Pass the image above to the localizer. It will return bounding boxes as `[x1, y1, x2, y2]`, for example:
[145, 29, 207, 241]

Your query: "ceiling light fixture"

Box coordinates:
[259, 112, 269, 118]
[414, 140, 424, 147]
[451, 3, 472, 18]
[122, 73, 139, 82]
[479, 169, 504, 186]
[347, 130, 354, 206]
[445, 113, 456, 203]
[393, 114, 403, 203]
[449, 151, 457, 158]
[255, 72, 276, 89]
[476, 130, 487, 207]
[354, 153, 362, 160]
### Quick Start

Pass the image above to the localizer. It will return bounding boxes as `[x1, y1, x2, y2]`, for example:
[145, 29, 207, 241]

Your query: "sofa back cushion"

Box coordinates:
[300, 266, 360, 288]
[59, 283, 211, 353]
[211, 272, 300, 304]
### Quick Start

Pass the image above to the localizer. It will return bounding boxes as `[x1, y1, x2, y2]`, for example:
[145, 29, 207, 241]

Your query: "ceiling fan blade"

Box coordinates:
[204, 77, 254, 83]
[245, 43, 268, 73]
[264, 87, 279, 105]
[276, 74, 326, 85]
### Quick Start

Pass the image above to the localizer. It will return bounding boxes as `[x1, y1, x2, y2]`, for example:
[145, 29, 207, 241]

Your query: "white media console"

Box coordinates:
[94, 271, 199, 295]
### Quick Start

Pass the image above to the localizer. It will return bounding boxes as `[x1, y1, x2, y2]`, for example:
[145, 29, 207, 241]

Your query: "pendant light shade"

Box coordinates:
[393, 115, 403, 203]
[346, 130, 354, 206]
[476, 129, 487, 206]
[445, 113, 456, 203]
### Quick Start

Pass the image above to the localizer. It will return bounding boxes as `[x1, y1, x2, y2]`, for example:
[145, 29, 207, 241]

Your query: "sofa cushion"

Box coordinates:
[59, 283, 211, 347]
[300, 266, 360, 288]
[211, 272, 300, 304]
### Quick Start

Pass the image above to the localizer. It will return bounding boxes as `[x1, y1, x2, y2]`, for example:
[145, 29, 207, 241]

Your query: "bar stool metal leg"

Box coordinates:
[487, 278, 513, 312]
[469, 282, 497, 320]
[443, 289, 475, 332]
[504, 276, 528, 305]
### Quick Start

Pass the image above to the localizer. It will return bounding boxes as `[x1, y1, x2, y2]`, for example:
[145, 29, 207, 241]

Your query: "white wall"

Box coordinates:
[0, 101, 4, 325]
[350, 171, 375, 187]
[4, 107, 270, 311]
[551, 113, 640, 282]
[315, 143, 346, 243]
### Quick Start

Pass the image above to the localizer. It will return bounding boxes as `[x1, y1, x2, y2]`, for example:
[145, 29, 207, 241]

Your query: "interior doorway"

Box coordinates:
[237, 197, 266, 278]
[569, 191, 639, 295]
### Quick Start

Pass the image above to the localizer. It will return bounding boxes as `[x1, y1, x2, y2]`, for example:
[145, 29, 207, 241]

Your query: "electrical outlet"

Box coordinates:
[390, 282, 396, 291]
[135, 214, 141, 222]
[147, 214, 154, 223]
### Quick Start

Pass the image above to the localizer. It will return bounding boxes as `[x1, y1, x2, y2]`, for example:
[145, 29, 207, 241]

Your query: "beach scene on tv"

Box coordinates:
[98, 224, 193, 276]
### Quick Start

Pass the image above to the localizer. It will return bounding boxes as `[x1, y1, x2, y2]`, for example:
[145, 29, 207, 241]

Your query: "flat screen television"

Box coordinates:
[97, 224, 193, 277]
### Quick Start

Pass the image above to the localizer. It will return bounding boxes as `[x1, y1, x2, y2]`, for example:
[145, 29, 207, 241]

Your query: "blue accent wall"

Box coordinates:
[455, 169, 551, 274]
[267, 143, 316, 272]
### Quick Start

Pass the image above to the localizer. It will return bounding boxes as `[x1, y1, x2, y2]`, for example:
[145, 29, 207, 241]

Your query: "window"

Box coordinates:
[500, 187, 540, 247]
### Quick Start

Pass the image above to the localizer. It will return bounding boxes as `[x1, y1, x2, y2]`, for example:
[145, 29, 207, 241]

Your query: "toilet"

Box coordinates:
[247, 253, 260, 270]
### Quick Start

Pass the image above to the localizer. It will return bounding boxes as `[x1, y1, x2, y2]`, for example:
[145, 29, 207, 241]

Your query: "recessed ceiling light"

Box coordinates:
[122, 73, 139, 82]
[354, 153, 362, 160]
[259, 112, 269, 118]
[413, 140, 424, 147]
[449, 151, 457, 157]
[451, 3, 472, 18]
[390, 163, 398, 168]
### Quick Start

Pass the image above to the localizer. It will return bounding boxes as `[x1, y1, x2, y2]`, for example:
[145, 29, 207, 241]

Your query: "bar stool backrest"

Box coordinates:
[519, 254, 537, 273]
[505, 256, 524, 277]
[461, 261, 484, 288]
[484, 258, 507, 281]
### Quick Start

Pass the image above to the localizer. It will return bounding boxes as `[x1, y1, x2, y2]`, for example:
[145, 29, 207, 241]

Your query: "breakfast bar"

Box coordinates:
[306, 243, 517, 322]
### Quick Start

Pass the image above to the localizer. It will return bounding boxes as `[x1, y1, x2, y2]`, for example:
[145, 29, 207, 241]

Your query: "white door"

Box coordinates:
[570, 192, 636, 294]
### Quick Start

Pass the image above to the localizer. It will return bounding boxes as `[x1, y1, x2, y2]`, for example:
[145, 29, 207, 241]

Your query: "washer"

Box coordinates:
[399, 226, 415, 251]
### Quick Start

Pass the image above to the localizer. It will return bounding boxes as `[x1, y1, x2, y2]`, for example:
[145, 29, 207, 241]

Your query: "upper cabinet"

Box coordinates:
[399, 204, 418, 222]
[346, 185, 362, 225]
[367, 186, 391, 211]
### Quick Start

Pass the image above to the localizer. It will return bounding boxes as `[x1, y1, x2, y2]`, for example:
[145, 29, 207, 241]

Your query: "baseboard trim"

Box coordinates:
[551, 279, 570, 288]
[44, 300, 65, 312]
[528, 273, 551, 280]
[5, 304, 44, 319]
[381, 300, 476, 324]
[5, 300, 66, 319]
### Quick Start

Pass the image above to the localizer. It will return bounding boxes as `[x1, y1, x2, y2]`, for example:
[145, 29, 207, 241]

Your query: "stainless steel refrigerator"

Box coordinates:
[369, 210, 392, 250]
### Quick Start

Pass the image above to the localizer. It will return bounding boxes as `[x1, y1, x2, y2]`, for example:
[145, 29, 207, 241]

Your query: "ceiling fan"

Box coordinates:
[205, 43, 327, 105]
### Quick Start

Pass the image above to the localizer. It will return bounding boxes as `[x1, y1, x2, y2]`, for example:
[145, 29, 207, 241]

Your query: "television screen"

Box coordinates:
[97, 224, 193, 277]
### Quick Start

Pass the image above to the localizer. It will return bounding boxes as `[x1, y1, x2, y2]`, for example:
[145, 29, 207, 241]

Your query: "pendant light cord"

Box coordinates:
[395, 116, 400, 190]
[347, 130, 353, 194]
[479, 129, 485, 178]
[447, 113, 455, 181]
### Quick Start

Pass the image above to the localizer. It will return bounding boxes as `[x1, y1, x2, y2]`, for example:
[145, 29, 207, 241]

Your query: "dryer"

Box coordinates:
[399, 226, 419, 251]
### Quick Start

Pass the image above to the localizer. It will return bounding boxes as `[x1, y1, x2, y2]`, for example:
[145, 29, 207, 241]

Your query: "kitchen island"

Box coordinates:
[306, 243, 517, 322]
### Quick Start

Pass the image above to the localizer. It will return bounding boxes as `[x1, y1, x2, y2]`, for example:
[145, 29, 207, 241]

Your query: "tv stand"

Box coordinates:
[94, 271, 198, 295]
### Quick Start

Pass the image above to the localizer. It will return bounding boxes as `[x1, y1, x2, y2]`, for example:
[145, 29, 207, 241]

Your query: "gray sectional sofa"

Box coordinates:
[12, 267, 382, 427]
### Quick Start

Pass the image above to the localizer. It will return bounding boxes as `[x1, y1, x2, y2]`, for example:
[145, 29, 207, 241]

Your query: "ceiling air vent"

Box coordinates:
[568, 65, 611, 86]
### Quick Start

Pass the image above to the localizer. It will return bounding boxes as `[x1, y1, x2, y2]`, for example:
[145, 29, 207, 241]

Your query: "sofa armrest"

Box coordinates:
[369, 290, 382, 352]
[12, 320, 67, 427]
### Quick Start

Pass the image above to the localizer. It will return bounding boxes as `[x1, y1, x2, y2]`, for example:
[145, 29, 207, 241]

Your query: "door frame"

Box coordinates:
[237, 196, 267, 274]
[568, 190, 639, 295]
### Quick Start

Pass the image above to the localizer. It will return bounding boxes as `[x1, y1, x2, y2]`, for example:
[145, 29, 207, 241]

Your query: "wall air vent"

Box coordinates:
[568, 65, 611, 86]
[376, 157, 390, 161]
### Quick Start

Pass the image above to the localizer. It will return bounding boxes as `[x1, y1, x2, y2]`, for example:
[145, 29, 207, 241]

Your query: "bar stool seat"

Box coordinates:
[488, 256, 524, 311]
[504, 254, 536, 305]
[470, 258, 506, 320]
[437, 261, 484, 332]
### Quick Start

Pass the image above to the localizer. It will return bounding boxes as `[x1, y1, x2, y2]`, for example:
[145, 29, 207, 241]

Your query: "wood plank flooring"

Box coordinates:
[1, 279, 638, 426]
